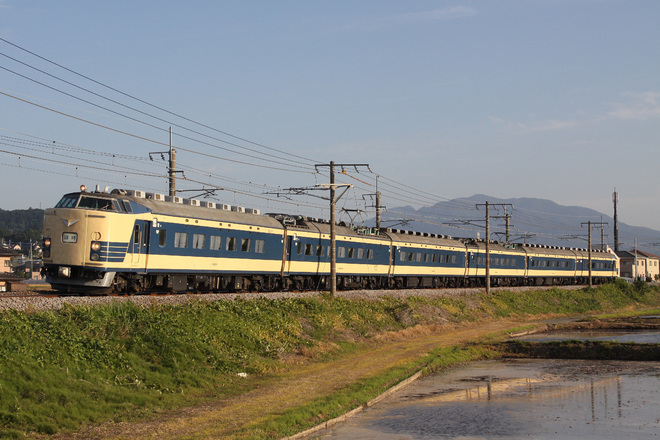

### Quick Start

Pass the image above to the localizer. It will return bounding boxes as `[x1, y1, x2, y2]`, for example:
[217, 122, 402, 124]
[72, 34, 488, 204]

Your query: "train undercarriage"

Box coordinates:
[43, 265, 615, 295]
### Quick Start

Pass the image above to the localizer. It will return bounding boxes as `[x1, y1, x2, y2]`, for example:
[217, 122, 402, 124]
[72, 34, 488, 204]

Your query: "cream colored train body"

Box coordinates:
[41, 187, 619, 294]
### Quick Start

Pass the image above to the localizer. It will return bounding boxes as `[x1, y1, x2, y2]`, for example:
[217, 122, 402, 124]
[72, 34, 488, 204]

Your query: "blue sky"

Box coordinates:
[1, 1, 659, 243]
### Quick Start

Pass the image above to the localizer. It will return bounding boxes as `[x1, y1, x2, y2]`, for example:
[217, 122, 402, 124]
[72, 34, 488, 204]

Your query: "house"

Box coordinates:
[0, 249, 25, 292]
[0, 249, 18, 274]
[616, 250, 660, 281]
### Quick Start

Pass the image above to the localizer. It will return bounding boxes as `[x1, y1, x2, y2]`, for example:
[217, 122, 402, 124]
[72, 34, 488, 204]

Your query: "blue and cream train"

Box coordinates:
[41, 186, 619, 293]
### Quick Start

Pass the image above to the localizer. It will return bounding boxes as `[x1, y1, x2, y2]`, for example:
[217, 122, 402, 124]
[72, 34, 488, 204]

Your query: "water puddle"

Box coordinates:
[311, 359, 660, 439]
[517, 329, 660, 344]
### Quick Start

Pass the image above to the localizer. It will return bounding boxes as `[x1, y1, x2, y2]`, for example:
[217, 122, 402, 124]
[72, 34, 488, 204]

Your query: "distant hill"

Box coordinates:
[0, 208, 44, 245]
[372, 195, 660, 254]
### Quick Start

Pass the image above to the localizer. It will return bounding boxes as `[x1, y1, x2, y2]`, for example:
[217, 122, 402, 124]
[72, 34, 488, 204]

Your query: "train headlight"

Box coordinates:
[90, 253, 99, 261]
[91, 242, 101, 251]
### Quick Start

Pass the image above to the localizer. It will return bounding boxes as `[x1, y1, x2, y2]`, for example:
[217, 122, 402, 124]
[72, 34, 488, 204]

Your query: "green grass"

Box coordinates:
[1, 281, 659, 438]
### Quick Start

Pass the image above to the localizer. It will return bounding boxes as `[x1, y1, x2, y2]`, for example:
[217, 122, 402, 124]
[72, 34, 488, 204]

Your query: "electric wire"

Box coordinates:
[0, 37, 319, 165]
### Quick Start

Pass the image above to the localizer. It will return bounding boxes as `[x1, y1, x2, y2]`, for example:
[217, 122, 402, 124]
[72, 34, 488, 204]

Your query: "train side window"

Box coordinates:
[158, 229, 167, 247]
[210, 236, 222, 250]
[408, 252, 414, 262]
[337, 247, 346, 258]
[416, 253, 422, 262]
[400, 251, 407, 261]
[122, 200, 133, 213]
[348, 248, 355, 258]
[296, 242, 303, 255]
[174, 232, 188, 248]
[227, 237, 237, 251]
[241, 238, 251, 252]
[305, 244, 313, 255]
[255, 239, 266, 253]
[366, 249, 374, 260]
[451, 255, 457, 264]
[357, 248, 365, 259]
[424, 253, 431, 263]
[316, 245, 324, 256]
[193, 234, 206, 249]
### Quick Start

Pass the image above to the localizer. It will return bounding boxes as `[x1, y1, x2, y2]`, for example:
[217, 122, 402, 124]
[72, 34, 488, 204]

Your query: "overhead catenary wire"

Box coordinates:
[0, 38, 319, 165]
[0, 64, 313, 171]
[0, 90, 313, 174]
[1, 39, 656, 247]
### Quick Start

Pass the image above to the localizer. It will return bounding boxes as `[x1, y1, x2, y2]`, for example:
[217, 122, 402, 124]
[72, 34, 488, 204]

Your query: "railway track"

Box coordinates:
[0, 285, 585, 313]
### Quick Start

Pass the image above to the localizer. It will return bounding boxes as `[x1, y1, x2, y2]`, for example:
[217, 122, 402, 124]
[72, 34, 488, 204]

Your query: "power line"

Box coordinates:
[0, 37, 318, 165]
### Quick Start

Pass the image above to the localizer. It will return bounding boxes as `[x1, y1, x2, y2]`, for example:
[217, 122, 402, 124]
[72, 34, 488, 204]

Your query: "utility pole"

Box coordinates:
[169, 127, 176, 197]
[315, 162, 370, 296]
[363, 176, 385, 230]
[613, 189, 619, 252]
[581, 220, 608, 288]
[149, 126, 177, 196]
[476, 202, 513, 294]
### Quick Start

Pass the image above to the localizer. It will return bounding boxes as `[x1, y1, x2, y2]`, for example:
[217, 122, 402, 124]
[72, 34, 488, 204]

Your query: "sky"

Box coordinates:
[1, 1, 659, 245]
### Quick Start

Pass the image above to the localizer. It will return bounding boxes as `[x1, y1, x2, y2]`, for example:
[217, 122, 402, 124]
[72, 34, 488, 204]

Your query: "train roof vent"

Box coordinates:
[147, 193, 166, 201]
[200, 201, 216, 209]
[184, 198, 200, 207]
[165, 195, 183, 204]
[126, 190, 146, 198]
[246, 208, 261, 215]
[232, 206, 245, 213]
[217, 204, 232, 211]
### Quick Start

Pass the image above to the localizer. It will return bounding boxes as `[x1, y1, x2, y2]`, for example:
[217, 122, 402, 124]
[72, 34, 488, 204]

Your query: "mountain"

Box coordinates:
[371, 195, 660, 254]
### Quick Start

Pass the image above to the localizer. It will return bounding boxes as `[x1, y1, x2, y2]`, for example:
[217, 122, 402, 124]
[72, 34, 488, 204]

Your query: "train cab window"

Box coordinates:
[193, 234, 206, 250]
[121, 200, 133, 213]
[227, 237, 237, 251]
[255, 239, 266, 254]
[133, 225, 141, 245]
[158, 230, 167, 247]
[78, 196, 117, 211]
[210, 236, 222, 251]
[241, 238, 251, 252]
[174, 232, 188, 248]
[55, 194, 79, 208]
[338, 247, 346, 258]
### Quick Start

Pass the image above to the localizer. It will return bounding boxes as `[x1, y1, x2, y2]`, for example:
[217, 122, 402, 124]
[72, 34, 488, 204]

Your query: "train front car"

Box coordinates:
[41, 186, 138, 293]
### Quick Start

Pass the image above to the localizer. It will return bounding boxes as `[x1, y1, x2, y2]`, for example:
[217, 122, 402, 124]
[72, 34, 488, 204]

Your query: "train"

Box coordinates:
[41, 185, 619, 294]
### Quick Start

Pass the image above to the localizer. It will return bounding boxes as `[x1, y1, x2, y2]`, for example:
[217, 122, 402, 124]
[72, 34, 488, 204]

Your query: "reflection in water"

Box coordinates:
[311, 359, 660, 439]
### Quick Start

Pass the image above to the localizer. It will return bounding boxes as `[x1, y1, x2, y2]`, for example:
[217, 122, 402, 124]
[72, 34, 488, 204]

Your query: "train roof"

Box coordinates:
[59, 188, 285, 229]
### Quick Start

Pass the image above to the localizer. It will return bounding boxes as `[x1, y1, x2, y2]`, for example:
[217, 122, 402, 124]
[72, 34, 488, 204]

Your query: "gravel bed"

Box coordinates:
[0, 285, 580, 312]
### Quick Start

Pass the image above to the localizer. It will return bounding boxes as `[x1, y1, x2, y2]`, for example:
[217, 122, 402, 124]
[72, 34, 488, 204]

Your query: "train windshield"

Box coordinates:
[55, 194, 118, 211]
[55, 194, 79, 208]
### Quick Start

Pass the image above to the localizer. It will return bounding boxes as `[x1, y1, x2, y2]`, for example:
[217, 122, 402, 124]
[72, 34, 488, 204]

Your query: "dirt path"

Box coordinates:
[55, 317, 533, 440]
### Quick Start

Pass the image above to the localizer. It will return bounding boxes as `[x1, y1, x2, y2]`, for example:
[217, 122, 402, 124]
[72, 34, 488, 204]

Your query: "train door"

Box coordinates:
[130, 220, 150, 271]
[281, 234, 294, 277]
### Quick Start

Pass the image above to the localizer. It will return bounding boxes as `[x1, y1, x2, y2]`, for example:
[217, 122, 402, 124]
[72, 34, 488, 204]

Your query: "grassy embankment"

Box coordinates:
[1, 280, 659, 439]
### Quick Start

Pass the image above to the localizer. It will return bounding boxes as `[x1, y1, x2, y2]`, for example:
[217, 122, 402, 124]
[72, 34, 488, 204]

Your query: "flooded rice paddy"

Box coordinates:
[311, 329, 660, 439]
